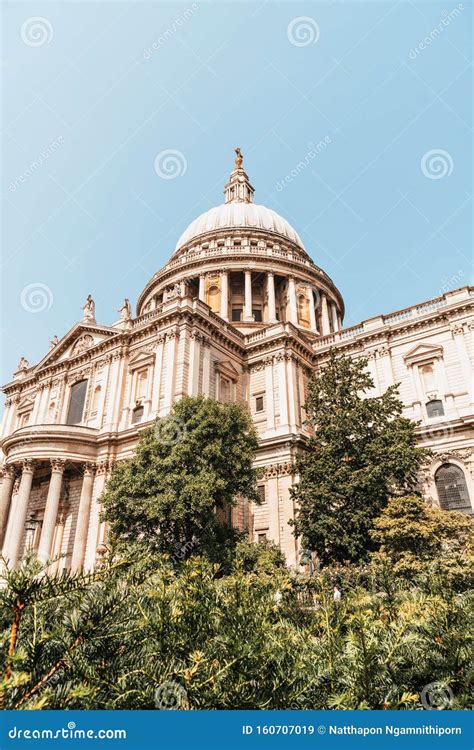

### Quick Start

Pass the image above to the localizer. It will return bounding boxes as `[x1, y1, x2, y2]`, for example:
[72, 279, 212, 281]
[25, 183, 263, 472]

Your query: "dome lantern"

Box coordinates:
[223, 147, 255, 205]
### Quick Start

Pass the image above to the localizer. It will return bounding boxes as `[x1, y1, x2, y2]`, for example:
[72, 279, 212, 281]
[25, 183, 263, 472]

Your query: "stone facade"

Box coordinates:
[1, 152, 473, 569]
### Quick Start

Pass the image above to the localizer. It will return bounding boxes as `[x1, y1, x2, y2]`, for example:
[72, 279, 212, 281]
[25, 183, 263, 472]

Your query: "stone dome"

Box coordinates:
[175, 202, 305, 251]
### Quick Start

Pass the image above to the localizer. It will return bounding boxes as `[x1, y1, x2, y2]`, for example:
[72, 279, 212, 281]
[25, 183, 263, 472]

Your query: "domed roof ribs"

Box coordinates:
[224, 148, 255, 204]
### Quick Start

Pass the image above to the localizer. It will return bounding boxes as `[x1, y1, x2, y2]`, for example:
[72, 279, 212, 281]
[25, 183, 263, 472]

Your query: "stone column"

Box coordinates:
[220, 271, 229, 320]
[71, 463, 95, 571]
[267, 273, 277, 323]
[331, 302, 339, 332]
[277, 353, 289, 429]
[162, 329, 178, 414]
[198, 275, 205, 302]
[287, 277, 298, 325]
[0, 465, 16, 548]
[37, 459, 65, 563]
[244, 271, 253, 321]
[320, 293, 331, 335]
[5, 459, 35, 566]
[308, 288, 317, 332]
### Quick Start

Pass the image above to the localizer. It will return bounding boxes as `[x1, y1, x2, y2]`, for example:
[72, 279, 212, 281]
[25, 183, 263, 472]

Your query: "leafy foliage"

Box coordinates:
[101, 397, 260, 563]
[370, 495, 474, 590]
[291, 351, 430, 564]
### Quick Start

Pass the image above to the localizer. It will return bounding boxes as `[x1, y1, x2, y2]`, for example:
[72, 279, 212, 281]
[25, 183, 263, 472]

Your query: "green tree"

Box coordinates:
[370, 495, 474, 589]
[101, 397, 260, 562]
[291, 351, 430, 565]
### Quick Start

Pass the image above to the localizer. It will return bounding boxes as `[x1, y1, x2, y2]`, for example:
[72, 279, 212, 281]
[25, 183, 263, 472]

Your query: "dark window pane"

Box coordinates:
[426, 399, 444, 418]
[131, 405, 144, 424]
[257, 485, 266, 503]
[232, 308, 242, 321]
[435, 463, 471, 513]
[257, 532, 267, 543]
[255, 396, 264, 412]
[66, 380, 87, 425]
[253, 309, 262, 322]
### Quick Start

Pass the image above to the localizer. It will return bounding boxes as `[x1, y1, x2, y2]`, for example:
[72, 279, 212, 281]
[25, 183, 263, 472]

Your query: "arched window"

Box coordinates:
[66, 380, 88, 425]
[136, 370, 148, 400]
[131, 405, 144, 424]
[420, 364, 436, 393]
[435, 463, 471, 513]
[426, 399, 444, 418]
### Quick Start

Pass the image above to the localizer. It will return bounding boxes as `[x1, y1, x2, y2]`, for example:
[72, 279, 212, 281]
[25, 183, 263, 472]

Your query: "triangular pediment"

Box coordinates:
[129, 348, 155, 369]
[215, 359, 240, 380]
[18, 396, 35, 412]
[34, 323, 120, 373]
[403, 343, 443, 365]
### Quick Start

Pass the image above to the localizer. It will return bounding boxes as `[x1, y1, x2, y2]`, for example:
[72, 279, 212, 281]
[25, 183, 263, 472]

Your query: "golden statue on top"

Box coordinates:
[234, 147, 243, 169]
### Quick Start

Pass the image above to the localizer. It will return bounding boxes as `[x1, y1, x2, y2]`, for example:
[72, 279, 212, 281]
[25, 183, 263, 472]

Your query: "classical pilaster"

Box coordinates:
[267, 476, 280, 546]
[267, 273, 277, 323]
[0, 465, 16, 548]
[162, 328, 179, 414]
[451, 323, 472, 404]
[5, 459, 35, 566]
[37, 459, 66, 563]
[188, 330, 201, 396]
[71, 463, 95, 571]
[276, 353, 289, 428]
[244, 271, 253, 321]
[83, 459, 108, 571]
[151, 334, 165, 415]
[320, 293, 331, 335]
[202, 336, 211, 396]
[220, 271, 229, 320]
[264, 357, 275, 431]
[287, 277, 298, 326]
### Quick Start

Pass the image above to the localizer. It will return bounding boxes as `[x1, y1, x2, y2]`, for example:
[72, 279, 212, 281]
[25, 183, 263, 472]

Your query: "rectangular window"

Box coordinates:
[255, 395, 264, 412]
[66, 380, 88, 425]
[257, 532, 267, 543]
[257, 485, 266, 504]
[232, 308, 242, 321]
[253, 308, 263, 322]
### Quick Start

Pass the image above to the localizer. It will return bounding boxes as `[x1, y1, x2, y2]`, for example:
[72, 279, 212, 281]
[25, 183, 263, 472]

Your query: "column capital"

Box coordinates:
[83, 462, 96, 477]
[1, 464, 16, 480]
[21, 458, 36, 474]
[50, 458, 66, 473]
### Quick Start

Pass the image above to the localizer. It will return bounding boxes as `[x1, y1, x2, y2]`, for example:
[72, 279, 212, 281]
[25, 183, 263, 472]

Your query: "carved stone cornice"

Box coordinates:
[262, 461, 295, 478]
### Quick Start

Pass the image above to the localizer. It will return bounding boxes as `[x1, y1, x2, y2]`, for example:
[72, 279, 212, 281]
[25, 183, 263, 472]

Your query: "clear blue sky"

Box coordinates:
[2, 0, 472, 387]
